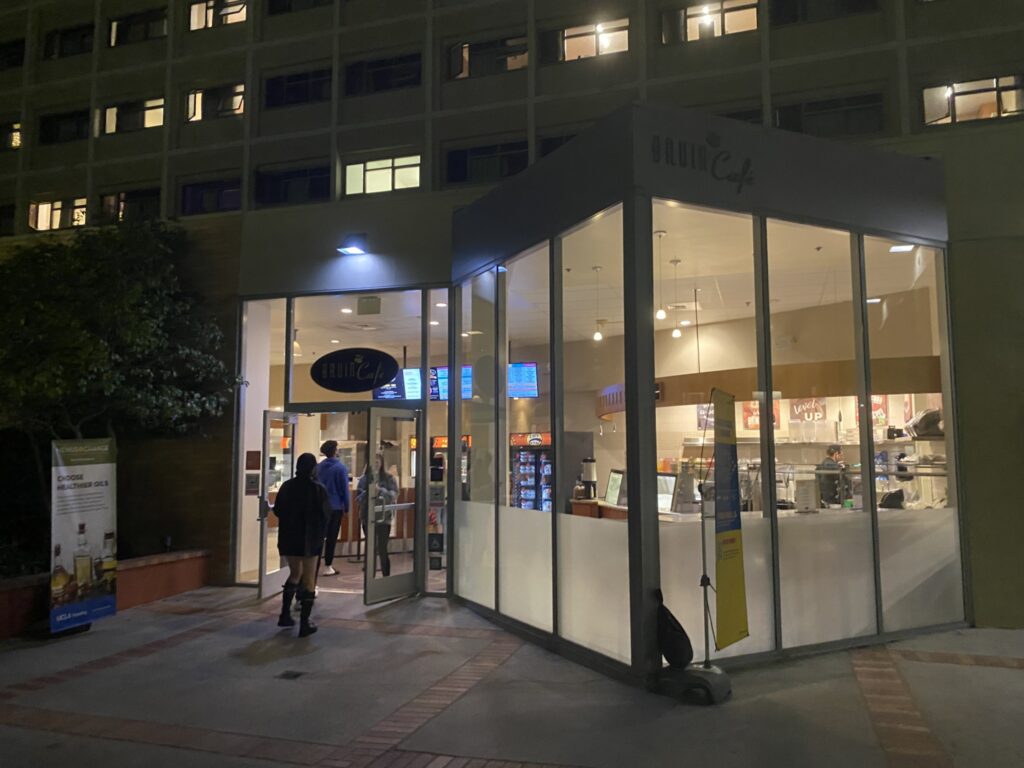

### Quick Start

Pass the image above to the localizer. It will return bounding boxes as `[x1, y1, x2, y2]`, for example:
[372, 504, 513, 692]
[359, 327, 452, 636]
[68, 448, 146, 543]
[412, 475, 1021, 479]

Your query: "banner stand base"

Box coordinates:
[41, 622, 91, 640]
[658, 664, 732, 705]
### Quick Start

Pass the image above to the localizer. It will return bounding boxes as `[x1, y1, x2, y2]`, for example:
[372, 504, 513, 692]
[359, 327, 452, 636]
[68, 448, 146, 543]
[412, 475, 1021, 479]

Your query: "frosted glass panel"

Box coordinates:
[498, 506, 553, 631]
[455, 500, 495, 607]
[557, 514, 630, 662]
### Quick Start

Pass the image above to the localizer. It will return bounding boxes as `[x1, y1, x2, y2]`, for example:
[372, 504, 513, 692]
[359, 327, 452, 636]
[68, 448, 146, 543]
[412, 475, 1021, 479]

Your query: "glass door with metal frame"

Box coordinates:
[259, 410, 298, 598]
[364, 406, 422, 604]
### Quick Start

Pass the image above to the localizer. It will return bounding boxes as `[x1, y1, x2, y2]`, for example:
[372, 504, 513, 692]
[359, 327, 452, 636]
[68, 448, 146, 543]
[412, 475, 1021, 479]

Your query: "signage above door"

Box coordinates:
[310, 348, 400, 393]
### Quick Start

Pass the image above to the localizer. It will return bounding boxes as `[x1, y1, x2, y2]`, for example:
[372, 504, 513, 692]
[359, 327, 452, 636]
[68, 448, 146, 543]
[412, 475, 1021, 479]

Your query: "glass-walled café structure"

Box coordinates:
[236, 104, 965, 681]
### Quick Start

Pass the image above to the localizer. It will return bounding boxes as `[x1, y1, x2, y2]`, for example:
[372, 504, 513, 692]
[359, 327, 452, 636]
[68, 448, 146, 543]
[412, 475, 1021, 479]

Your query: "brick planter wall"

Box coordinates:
[0, 549, 210, 639]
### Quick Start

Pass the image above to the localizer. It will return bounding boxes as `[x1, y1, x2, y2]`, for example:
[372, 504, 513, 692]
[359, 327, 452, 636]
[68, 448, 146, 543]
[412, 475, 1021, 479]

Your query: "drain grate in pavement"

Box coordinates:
[277, 670, 305, 680]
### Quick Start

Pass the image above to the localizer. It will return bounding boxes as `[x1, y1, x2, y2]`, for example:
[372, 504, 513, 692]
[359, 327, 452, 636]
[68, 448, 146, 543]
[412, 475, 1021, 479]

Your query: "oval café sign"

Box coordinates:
[310, 348, 400, 393]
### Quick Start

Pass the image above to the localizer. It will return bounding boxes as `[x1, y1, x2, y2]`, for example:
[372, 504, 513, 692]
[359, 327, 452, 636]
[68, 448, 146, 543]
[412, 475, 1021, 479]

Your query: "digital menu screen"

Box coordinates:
[507, 362, 539, 398]
[372, 368, 422, 400]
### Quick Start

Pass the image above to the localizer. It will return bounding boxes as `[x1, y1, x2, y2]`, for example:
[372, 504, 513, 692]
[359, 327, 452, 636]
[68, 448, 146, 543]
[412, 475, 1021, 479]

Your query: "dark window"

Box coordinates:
[181, 179, 242, 215]
[100, 189, 161, 223]
[445, 140, 528, 185]
[109, 9, 168, 47]
[254, 165, 330, 207]
[345, 54, 421, 96]
[268, 0, 331, 14]
[0, 39, 26, 70]
[539, 134, 576, 157]
[447, 36, 528, 80]
[775, 94, 884, 137]
[39, 110, 90, 144]
[264, 69, 331, 108]
[770, 0, 878, 25]
[722, 107, 763, 124]
[42, 24, 95, 60]
[0, 204, 14, 237]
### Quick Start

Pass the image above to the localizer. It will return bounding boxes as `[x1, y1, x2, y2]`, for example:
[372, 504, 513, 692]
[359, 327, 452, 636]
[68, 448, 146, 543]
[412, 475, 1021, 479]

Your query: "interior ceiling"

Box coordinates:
[269, 203, 936, 357]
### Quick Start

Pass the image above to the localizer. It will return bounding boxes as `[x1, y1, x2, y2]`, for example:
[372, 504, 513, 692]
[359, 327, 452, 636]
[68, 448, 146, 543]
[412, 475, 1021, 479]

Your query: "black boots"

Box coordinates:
[277, 582, 298, 627]
[298, 588, 317, 637]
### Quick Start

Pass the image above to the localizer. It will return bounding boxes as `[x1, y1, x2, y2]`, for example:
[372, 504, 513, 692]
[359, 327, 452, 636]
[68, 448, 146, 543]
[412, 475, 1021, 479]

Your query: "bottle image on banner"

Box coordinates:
[74, 523, 93, 594]
[51, 544, 69, 607]
[100, 531, 117, 592]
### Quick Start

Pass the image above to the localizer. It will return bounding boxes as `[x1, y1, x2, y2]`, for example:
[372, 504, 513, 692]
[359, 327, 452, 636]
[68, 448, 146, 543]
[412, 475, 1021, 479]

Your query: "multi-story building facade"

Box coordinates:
[1, 0, 1021, 638]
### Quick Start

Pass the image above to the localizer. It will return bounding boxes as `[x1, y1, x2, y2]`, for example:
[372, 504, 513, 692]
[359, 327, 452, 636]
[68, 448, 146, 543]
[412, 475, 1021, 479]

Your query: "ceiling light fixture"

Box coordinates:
[889, 244, 914, 253]
[435, 302, 447, 308]
[330, 338, 340, 344]
[337, 232, 368, 256]
[429, 320, 439, 326]
[292, 328, 303, 358]
[680, 319, 692, 327]
[592, 265, 603, 342]
[866, 298, 882, 304]
[654, 230, 667, 321]
[340, 307, 353, 314]
[669, 257, 682, 339]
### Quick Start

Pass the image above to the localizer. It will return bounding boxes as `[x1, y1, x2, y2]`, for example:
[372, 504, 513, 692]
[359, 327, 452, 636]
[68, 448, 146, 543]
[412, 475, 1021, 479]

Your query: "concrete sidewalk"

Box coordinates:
[1, 586, 1021, 768]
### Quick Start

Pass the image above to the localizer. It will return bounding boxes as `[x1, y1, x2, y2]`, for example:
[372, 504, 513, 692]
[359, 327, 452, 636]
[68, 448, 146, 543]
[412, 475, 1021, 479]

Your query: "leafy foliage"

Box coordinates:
[0, 222, 232, 441]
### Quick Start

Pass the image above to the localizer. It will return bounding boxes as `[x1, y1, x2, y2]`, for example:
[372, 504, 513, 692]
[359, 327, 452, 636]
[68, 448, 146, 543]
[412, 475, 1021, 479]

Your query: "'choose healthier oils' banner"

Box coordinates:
[712, 389, 749, 649]
[50, 439, 118, 634]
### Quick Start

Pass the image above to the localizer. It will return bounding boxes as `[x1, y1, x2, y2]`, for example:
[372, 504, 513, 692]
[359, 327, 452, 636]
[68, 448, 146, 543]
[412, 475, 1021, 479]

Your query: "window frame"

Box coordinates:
[42, 24, 95, 60]
[99, 188, 162, 223]
[447, 35, 529, 80]
[264, 68, 332, 109]
[0, 39, 26, 70]
[661, 1, 759, 45]
[39, 110, 91, 144]
[922, 75, 1024, 126]
[28, 197, 88, 231]
[344, 53, 423, 96]
[540, 18, 630, 65]
[444, 140, 529, 185]
[774, 93, 885, 138]
[188, 0, 248, 32]
[180, 178, 242, 215]
[186, 84, 245, 122]
[343, 155, 422, 196]
[769, 0, 879, 25]
[108, 8, 168, 48]
[254, 164, 331, 207]
[1, 121, 21, 151]
[101, 97, 165, 135]
[267, 0, 332, 15]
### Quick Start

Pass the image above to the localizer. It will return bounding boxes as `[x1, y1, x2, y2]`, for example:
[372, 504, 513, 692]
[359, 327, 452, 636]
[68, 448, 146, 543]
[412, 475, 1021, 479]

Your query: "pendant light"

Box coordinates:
[592, 265, 604, 342]
[669, 259, 682, 338]
[654, 230, 667, 321]
[292, 328, 303, 358]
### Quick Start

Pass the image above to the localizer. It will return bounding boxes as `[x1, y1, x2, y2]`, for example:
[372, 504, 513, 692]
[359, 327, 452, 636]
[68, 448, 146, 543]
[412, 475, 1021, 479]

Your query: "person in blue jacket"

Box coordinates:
[317, 440, 350, 576]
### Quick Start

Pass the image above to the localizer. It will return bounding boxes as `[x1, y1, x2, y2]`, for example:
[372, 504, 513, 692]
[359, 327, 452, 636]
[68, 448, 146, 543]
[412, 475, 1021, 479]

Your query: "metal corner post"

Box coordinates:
[549, 236, 564, 637]
[495, 267, 508, 612]
[447, 284, 462, 597]
[850, 233, 884, 636]
[623, 191, 660, 682]
[417, 289, 430, 594]
[752, 215, 782, 651]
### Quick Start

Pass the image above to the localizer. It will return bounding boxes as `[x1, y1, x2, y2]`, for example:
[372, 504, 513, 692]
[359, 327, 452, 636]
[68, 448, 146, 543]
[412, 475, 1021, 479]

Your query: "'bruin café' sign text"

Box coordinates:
[310, 347, 400, 393]
[651, 131, 755, 194]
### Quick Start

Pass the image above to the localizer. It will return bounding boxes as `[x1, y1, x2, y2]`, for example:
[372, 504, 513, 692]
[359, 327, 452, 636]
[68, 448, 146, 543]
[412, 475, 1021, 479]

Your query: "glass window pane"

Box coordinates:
[952, 78, 997, 93]
[1001, 87, 1023, 116]
[652, 199, 775, 659]
[426, 288, 450, 592]
[345, 164, 364, 195]
[954, 91, 998, 122]
[499, 243, 553, 632]
[863, 238, 963, 631]
[365, 159, 393, 170]
[364, 168, 392, 194]
[725, 7, 758, 34]
[564, 34, 596, 61]
[558, 204, 630, 663]
[598, 28, 629, 55]
[393, 166, 420, 190]
[767, 219, 876, 648]
[455, 271, 497, 608]
[922, 86, 951, 125]
[394, 155, 419, 167]
[688, 10, 722, 41]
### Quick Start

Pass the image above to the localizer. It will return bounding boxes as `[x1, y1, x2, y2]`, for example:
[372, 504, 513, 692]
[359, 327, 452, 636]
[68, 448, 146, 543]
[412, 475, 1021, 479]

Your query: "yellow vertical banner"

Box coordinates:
[712, 389, 749, 649]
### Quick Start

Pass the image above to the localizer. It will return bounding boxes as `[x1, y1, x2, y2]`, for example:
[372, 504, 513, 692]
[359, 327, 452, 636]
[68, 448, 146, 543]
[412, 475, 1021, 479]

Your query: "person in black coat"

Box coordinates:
[272, 452, 330, 637]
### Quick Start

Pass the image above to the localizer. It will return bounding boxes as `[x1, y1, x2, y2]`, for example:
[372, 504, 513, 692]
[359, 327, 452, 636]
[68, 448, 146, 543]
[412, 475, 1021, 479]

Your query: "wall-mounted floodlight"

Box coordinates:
[337, 233, 369, 255]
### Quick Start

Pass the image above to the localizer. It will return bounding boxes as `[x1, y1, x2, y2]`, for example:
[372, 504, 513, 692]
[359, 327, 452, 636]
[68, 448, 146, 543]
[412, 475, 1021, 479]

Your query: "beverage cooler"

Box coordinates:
[510, 433, 553, 512]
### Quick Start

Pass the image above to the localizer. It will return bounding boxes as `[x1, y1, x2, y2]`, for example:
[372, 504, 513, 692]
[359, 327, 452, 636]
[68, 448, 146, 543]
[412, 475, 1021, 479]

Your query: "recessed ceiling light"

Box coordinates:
[435, 302, 447, 308]
[330, 339, 340, 344]
[465, 330, 483, 336]
[866, 298, 882, 304]
[461, 332, 469, 338]
[889, 244, 914, 253]
[680, 320, 692, 327]
[340, 308, 353, 314]
[429, 320, 439, 326]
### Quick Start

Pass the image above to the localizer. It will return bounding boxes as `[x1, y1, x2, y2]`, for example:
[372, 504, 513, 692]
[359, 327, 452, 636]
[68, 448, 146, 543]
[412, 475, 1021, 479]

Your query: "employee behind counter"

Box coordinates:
[816, 444, 850, 507]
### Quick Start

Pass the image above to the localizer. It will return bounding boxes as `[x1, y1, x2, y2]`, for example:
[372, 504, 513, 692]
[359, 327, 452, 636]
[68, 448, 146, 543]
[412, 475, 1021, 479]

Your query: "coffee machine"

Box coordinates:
[581, 457, 598, 499]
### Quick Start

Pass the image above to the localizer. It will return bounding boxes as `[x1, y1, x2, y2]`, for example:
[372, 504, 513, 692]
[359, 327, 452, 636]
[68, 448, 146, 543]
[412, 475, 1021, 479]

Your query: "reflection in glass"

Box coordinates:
[652, 200, 774, 659]
[863, 238, 963, 630]
[767, 219, 876, 647]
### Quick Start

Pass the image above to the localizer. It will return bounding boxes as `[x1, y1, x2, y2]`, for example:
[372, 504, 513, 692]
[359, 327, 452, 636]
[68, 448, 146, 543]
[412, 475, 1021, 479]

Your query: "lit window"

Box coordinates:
[102, 98, 164, 135]
[2, 122, 20, 150]
[540, 18, 629, 64]
[344, 155, 421, 195]
[923, 75, 1023, 126]
[186, 84, 245, 122]
[29, 198, 87, 231]
[189, 1, 247, 32]
[448, 37, 528, 80]
[662, 2, 758, 44]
